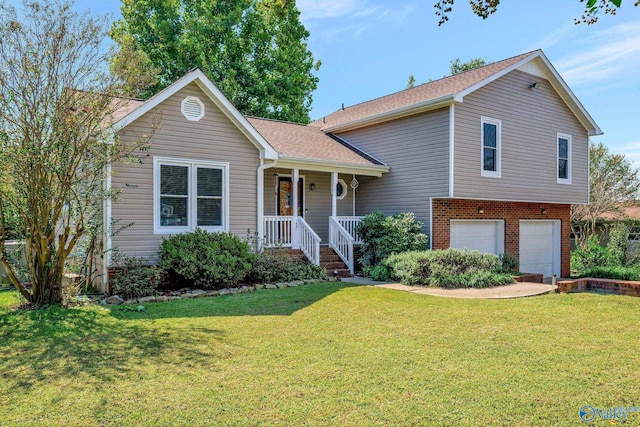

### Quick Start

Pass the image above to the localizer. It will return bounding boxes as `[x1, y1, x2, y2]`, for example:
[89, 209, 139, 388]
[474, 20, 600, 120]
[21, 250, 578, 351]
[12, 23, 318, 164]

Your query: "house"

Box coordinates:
[101, 49, 600, 290]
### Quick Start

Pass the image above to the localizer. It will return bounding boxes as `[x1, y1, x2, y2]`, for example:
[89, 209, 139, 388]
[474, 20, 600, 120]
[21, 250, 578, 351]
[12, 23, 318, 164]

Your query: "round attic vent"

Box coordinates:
[181, 96, 205, 121]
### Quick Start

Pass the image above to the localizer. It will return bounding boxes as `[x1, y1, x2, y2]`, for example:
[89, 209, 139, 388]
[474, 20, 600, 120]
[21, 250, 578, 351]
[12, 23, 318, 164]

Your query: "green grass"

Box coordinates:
[1, 283, 639, 426]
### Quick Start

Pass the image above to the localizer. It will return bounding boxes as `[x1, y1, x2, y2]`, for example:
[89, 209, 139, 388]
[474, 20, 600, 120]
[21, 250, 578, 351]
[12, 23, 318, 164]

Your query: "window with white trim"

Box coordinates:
[153, 157, 228, 234]
[557, 133, 571, 184]
[481, 117, 501, 177]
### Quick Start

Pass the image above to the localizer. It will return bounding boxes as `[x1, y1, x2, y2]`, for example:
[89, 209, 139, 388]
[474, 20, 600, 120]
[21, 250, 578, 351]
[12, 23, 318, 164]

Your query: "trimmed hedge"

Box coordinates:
[384, 248, 516, 289]
[159, 229, 256, 290]
[246, 247, 327, 284]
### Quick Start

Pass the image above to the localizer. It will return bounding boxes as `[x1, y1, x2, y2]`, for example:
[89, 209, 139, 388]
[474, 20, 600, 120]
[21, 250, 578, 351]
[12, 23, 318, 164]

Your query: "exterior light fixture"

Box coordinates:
[477, 207, 484, 214]
[310, 183, 316, 191]
[528, 82, 539, 89]
[541, 208, 547, 215]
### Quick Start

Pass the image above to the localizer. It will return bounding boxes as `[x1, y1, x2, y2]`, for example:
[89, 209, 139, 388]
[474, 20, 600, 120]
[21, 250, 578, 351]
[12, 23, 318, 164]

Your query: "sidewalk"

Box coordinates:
[344, 276, 557, 299]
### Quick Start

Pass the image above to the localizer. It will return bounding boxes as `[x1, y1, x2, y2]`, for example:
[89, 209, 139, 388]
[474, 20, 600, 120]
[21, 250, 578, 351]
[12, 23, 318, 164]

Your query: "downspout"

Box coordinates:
[257, 157, 277, 251]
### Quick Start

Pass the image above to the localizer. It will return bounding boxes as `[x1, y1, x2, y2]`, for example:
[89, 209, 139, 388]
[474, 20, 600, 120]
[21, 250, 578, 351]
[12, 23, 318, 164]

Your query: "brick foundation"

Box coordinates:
[432, 199, 571, 278]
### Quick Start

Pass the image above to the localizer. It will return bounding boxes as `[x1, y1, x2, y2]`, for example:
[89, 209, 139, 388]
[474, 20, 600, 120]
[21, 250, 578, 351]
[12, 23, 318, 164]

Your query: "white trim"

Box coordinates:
[331, 172, 338, 217]
[257, 160, 277, 250]
[153, 156, 230, 234]
[557, 133, 572, 185]
[181, 96, 205, 121]
[114, 69, 278, 160]
[336, 178, 348, 200]
[449, 104, 455, 197]
[435, 195, 587, 205]
[275, 157, 389, 177]
[480, 117, 501, 178]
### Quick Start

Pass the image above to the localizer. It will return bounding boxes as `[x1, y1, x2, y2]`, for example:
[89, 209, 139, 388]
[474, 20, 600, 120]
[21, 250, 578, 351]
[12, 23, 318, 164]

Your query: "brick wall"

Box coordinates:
[432, 198, 571, 277]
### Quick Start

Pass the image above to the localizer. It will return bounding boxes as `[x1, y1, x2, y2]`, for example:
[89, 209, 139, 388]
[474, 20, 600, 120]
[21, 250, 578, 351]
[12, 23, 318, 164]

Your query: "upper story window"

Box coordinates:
[153, 157, 229, 234]
[481, 117, 501, 177]
[557, 133, 571, 184]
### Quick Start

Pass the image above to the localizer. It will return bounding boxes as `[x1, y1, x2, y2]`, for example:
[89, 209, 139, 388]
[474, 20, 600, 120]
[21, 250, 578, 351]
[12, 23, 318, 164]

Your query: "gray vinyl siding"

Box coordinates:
[453, 69, 589, 203]
[336, 108, 450, 236]
[111, 83, 260, 260]
[263, 168, 354, 243]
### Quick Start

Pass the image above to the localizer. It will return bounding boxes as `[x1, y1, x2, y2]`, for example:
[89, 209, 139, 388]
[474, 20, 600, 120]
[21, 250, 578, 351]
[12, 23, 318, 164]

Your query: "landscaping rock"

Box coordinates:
[288, 282, 299, 287]
[123, 299, 138, 305]
[255, 284, 265, 289]
[169, 291, 182, 297]
[206, 290, 219, 297]
[191, 289, 206, 296]
[218, 288, 231, 295]
[105, 295, 124, 305]
[264, 284, 277, 290]
[181, 293, 196, 299]
[276, 282, 289, 288]
[167, 296, 182, 301]
[138, 296, 156, 303]
[228, 288, 239, 294]
[156, 296, 169, 302]
[291, 280, 304, 286]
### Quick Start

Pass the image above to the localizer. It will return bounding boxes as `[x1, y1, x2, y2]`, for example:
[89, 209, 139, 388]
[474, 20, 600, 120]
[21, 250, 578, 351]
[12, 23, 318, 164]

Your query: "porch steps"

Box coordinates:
[282, 248, 351, 278]
[319, 247, 351, 278]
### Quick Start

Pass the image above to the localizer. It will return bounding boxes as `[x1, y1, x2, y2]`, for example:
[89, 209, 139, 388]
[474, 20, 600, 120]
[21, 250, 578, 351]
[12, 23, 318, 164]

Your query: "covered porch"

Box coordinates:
[260, 167, 381, 275]
[248, 116, 389, 275]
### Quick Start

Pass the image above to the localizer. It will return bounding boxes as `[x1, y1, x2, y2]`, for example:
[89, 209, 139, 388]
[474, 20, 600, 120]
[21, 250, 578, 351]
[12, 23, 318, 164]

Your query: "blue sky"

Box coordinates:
[75, 0, 640, 164]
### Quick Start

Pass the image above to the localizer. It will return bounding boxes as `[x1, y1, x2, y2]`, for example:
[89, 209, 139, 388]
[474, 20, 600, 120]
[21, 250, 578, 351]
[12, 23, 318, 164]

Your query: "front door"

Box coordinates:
[277, 177, 304, 217]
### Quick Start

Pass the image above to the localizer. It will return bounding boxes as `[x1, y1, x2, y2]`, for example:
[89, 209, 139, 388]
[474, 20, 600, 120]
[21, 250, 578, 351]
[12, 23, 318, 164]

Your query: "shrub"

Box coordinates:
[357, 211, 428, 277]
[575, 266, 640, 281]
[159, 229, 256, 289]
[110, 253, 162, 299]
[383, 248, 516, 289]
[247, 247, 326, 283]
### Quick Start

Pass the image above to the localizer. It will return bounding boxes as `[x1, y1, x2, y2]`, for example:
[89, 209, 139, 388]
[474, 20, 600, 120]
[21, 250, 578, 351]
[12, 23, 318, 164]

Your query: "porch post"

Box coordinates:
[292, 168, 299, 248]
[331, 172, 338, 218]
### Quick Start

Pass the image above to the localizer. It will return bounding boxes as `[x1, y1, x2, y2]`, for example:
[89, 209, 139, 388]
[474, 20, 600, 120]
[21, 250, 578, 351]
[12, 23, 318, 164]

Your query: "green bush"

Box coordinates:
[575, 266, 640, 281]
[383, 248, 516, 289]
[159, 229, 256, 289]
[246, 247, 326, 283]
[110, 253, 162, 299]
[356, 211, 428, 277]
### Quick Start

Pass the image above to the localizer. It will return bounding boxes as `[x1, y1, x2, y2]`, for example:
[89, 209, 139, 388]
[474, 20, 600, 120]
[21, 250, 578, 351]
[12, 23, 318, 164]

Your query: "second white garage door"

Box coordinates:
[450, 220, 505, 254]
[519, 220, 561, 278]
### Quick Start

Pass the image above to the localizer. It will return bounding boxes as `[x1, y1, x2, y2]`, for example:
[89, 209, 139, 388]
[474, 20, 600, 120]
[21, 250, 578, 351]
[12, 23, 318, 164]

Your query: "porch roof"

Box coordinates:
[247, 117, 389, 176]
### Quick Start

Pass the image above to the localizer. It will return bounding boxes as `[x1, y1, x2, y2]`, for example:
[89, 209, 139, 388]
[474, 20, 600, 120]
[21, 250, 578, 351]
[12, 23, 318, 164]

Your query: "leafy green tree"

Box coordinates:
[0, 0, 154, 305]
[571, 142, 640, 248]
[434, 0, 638, 25]
[111, 0, 320, 123]
[449, 57, 487, 75]
[405, 74, 417, 89]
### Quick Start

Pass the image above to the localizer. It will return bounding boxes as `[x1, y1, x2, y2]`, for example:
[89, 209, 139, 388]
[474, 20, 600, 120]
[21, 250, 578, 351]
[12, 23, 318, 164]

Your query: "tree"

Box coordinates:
[0, 0, 155, 305]
[405, 74, 417, 89]
[111, 0, 321, 123]
[571, 142, 640, 248]
[449, 57, 487, 75]
[434, 0, 639, 26]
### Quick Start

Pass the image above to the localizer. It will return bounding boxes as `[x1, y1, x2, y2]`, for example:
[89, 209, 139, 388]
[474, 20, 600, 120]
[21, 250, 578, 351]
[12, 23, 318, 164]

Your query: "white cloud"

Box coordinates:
[613, 140, 640, 168]
[555, 21, 640, 86]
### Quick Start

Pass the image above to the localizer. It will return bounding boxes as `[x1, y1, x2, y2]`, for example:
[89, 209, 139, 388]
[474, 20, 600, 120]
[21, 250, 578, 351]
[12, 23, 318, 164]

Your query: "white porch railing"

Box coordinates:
[297, 217, 321, 265]
[335, 216, 365, 244]
[329, 217, 356, 274]
[263, 215, 321, 266]
[263, 215, 294, 247]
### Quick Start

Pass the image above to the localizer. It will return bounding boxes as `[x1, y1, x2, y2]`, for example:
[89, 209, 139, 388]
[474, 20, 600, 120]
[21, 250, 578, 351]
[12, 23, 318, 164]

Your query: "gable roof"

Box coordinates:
[247, 117, 389, 176]
[113, 68, 278, 160]
[312, 50, 602, 136]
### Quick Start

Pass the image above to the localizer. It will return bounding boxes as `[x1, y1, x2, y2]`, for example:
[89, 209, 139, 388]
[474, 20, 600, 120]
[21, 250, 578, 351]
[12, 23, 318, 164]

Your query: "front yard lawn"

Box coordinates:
[1, 283, 639, 426]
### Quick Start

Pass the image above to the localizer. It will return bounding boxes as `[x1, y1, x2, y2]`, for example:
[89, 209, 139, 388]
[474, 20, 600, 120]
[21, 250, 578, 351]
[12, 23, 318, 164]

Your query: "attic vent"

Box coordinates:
[181, 96, 205, 121]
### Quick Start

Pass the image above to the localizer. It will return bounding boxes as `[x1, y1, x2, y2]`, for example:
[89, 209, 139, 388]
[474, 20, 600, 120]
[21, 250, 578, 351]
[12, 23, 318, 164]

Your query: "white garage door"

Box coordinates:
[519, 220, 561, 278]
[450, 220, 505, 254]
